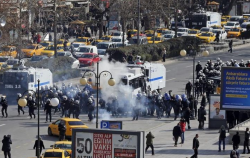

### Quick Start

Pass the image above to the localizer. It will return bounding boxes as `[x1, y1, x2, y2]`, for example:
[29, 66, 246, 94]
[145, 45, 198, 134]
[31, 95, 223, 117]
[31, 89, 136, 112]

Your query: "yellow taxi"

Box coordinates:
[0, 56, 14, 68]
[99, 35, 112, 41]
[222, 15, 231, 21]
[40, 41, 53, 49]
[197, 32, 216, 43]
[188, 29, 200, 37]
[48, 118, 88, 137]
[75, 37, 91, 45]
[128, 29, 138, 37]
[227, 27, 242, 38]
[0, 46, 17, 58]
[51, 140, 72, 154]
[211, 25, 223, 30]
[156, 28, 168, 36]
[41, 46, 64, 57]
[221, 18, 228, 27]
[21, 44, 45, 57]
[41, 148, 70, 158]
[148, 36, 164, 44]
[57, 39, 71, 47]
[145, 32, 157, 40]
[144, 30, 154, 34]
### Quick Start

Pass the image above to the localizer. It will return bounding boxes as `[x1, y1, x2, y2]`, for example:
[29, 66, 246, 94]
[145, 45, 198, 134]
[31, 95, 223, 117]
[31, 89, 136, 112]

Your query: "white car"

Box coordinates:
[241, 22, 250, 31]
[70, 57, 80, 69]
[72, 43, 86, 51]
[75, 46, 98, 58]
[200, 27, 213, 33]
[212, 29, 227, 40]
[111, 37, 128, 44]
[111, 31, 127, 39]
[177, 28, 188, 36]
[224, 22, 240, 32]
[162, 30, 175, 35]
[163, 34, 175, 41]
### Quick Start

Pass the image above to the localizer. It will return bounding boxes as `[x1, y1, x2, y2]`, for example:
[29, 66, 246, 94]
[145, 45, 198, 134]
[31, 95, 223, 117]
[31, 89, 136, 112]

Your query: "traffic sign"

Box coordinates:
[100, 120, 122, 130]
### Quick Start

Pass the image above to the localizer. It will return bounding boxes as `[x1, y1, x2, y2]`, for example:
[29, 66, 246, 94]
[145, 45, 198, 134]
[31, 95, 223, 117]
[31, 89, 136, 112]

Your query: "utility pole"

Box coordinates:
[53, 0, 57, 58]
[137, 0, 140, 45]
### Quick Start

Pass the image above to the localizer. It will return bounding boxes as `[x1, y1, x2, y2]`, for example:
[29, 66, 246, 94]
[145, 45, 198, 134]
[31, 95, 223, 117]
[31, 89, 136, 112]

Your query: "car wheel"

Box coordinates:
[48, 127, 53, 136]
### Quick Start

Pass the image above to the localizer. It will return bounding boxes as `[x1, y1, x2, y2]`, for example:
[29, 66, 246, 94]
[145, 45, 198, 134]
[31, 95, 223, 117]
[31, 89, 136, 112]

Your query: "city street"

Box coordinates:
[1, 43, 250, 158]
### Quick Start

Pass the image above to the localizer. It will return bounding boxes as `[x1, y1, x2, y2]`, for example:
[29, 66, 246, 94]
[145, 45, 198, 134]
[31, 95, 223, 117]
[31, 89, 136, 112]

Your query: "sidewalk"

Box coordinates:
[144, 111, 249, 158]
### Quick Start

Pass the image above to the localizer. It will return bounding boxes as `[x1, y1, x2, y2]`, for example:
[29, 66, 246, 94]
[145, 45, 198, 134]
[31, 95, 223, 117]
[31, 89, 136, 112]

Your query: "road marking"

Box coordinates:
[166, 78, 176, 82]
[0, 124, 5, 127]
[16, 146, 20, 148]
[166, 70, 171, 72]
[186, 65, 193, 67]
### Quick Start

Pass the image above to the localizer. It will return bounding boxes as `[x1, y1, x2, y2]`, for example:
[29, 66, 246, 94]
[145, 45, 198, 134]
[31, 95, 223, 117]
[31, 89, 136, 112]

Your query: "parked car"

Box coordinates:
[78, 53, 101, 67]
[197, 32, 216, 43]
[177, 28, 189, 36]
[75, 46, 98, 58]
[0, 46, 17, 58]
[57, 51, 73, 57]
[111, 37, 129, 45]
[21, 44, 45, 57]
[227, 27, 242, 38]
[200, 27, 213, 33]
[72, 43, 86, 51]
[187, 29, 200, 37]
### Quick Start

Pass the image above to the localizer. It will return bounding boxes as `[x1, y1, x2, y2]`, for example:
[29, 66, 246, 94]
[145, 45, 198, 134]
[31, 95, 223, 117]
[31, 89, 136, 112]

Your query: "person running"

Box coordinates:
[145, 132, 155, 155]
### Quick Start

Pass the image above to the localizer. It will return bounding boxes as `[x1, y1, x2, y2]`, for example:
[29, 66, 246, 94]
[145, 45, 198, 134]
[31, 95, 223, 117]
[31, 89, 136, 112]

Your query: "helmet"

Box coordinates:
[63, 96, 67, 100]
[88, 98, 93, 103]
[70, 98, 74, 102]
[28, 96, 32, 100]
[46, 99, 50, 103]
[17, 93, 22, 97]
[75, 100, 80, 104]
[217, 58, 220, 61]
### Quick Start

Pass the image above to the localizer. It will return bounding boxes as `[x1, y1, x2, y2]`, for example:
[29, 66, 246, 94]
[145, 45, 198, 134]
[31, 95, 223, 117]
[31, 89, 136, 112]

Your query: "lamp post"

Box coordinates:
[18, 80, 59, 158]
[79, 62, 115, 128]
[137, 0, 140, 45]
[0, 15, 6, 40]
[180, 45, 209, 116]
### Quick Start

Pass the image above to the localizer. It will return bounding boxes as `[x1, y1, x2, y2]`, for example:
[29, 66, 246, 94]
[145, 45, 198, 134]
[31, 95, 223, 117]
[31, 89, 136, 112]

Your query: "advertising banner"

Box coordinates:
[221, 67, 250, 110]
[210, 95, 225, 119]
[72, 129, 144, 158]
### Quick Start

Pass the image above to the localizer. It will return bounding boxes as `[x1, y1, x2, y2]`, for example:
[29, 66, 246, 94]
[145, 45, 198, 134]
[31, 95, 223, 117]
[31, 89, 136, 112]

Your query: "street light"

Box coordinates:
[180, 45, 209, 116]
[0, 16, 6, 27]
[80, 62, 115, 128]
[18, 80, 59, 158]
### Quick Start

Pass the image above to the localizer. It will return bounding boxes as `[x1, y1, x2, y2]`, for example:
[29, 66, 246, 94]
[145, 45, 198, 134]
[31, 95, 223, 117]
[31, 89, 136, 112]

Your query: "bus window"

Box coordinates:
[207, 16, 210, 21]
[30, 74, 34, 82]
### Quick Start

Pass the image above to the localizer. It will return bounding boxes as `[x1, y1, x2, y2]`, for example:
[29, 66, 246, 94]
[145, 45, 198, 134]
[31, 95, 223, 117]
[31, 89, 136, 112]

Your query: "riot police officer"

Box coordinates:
[27, 96, 36, 119]
[17, 93, 25, 115]
[87, 98, 94, 121]
[44, 99, 52, 123]
[74, 100, 81, 119]
[68, 98, 75, 118]
[1, 96, 8, 118]
[61, 96, 68, 117]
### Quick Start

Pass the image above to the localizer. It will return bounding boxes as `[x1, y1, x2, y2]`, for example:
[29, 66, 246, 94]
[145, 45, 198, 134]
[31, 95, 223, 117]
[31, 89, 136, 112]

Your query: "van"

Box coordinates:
[75, 46, 98, 58]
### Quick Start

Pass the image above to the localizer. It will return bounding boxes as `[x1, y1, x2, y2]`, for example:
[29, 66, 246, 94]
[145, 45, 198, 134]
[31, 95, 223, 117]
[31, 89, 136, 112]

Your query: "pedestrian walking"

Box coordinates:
[242, 127, 250, 154]
[58, 121, 66, 141]
[49, 33, 52, 42]
[1, 135, 12, 158]
[232, 131, 240, 150]
[198, 106, 206, 129]
[172, 123, 182, 147]
[145, 132, 155, 155]
[27, 97, 36, 119]
[228, 40, 233, 53]
[1, 96, 8, 118]
[218, 125, 226, 152]
[17, 93, 24, 115]
[185, 80, 192, 99]
[191, 134, 199, 158]
[180, 118, 186, 144]
[33, 136, 45, 157]
[162, 48, 166, 62]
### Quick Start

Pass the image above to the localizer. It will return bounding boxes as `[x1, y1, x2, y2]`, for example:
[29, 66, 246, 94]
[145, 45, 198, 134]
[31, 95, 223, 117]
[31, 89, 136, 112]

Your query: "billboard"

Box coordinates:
[221, 67, 250, 110]
[210, 95, 225, 119]
[72, 129, 144, 158]
[101, 120, 123, 130]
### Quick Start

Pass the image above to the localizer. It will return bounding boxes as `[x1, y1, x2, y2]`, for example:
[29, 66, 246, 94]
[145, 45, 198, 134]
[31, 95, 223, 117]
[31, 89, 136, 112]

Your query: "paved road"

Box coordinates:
[1, 43, 250, 158]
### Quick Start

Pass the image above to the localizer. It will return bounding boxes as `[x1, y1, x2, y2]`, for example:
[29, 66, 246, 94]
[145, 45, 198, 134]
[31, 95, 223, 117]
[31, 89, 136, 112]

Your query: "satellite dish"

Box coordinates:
[0, 16, 6, 27]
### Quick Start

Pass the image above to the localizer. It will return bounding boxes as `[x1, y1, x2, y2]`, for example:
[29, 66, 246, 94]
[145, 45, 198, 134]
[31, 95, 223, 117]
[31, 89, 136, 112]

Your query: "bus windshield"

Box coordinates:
[4, 72, 28, 84]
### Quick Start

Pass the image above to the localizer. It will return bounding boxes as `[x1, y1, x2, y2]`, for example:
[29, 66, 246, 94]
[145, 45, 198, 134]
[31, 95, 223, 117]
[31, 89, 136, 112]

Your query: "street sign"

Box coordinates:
[72, 129, 144, 158]
[101, 120, 122, 130]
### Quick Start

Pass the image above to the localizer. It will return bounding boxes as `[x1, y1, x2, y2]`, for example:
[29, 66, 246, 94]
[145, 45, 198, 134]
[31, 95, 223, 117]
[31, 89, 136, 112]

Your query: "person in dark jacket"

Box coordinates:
[58, 121, 66, 141]
[33, 136, 45, 157]
[1, 96, 8, 118]
[218, 125, 226, 152]
[191, 134, 199, 158]
[145, 132, 155, 155]
[49, 33, 52, 42]
[243, 127, 250, 154]
[232, 131, 240, 150]
[27, 97, 36, 119]
[2, 135, 12, 158]
[44, 99, 52, 123]
[185, 81, 192, 98]
[228, 40, 233, 53]
[184, 107, 191, 129]
[200, 94, 206, 107]
[173, 123, 182, 147]
[195, 61, 202, 76]
[198, 106, 206, 129]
